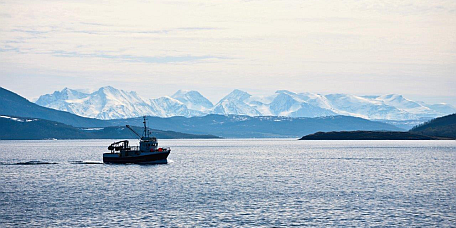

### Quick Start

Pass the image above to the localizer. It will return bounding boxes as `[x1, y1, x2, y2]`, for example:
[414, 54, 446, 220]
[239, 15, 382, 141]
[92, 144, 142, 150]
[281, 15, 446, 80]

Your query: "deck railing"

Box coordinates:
[129, 146, 140, 151]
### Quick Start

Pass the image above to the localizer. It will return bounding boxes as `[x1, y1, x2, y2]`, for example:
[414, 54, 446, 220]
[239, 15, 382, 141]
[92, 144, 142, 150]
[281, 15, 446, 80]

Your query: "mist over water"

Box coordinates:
[1, 139, 455, 227]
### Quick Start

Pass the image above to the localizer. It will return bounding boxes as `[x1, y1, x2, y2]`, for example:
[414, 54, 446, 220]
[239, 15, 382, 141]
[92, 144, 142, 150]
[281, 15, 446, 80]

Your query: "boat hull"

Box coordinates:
[103, 151, 170, 164]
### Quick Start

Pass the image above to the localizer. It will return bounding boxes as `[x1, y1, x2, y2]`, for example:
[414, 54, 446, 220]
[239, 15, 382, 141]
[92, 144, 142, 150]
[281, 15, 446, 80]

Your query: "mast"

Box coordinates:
[143, 116, 149, 138]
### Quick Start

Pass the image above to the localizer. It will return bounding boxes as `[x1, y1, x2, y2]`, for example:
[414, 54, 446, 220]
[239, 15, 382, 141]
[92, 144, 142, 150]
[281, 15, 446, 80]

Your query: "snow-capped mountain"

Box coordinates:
[323, 93, 416, 120]
[35, 87, 456, 120]
[375, 94, 441, 118]
[423, 103, 456, 115]
[149, 96, 204, 117]
[37, 86, 154, 119]
[35, 87, 210, 119]
[258, 90, 336, 117]
[212, 90, 262, 116]
[211, 90, 455, 120]
[171, 90, 213, 111]
[35, 88, 89, 115]
[36, 87, 87, 103]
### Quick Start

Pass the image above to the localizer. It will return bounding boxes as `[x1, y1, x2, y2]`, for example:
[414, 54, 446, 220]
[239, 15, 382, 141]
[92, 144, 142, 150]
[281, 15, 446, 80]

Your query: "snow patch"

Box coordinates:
[0, 116, 37, 122]
[82, 128, 104, 131]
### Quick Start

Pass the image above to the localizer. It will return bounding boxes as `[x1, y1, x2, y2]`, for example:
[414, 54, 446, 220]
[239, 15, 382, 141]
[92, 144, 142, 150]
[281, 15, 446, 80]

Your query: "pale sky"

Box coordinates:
[1, 0, 455, 105]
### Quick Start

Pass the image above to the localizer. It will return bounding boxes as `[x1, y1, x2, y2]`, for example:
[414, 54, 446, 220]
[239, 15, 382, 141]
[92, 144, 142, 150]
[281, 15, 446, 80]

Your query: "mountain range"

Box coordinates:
[35, 86, 456, 121]
[1, 87, 403, 138]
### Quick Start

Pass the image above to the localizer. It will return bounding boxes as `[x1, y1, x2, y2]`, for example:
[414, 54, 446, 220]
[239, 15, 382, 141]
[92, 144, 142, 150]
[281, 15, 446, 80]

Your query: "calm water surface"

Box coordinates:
[0, 139, 455, 227]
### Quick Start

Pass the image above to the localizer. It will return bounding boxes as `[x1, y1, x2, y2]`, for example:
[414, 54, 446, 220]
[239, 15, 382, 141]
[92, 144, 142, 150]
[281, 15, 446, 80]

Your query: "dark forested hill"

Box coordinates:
[299, 131, 445, 140]
[409, 113, 456, 138]
[0, 116, 89, 140]
[0, 87, 107, 127]
[300, 113, 456, 140]
[0, 116, 219, 140]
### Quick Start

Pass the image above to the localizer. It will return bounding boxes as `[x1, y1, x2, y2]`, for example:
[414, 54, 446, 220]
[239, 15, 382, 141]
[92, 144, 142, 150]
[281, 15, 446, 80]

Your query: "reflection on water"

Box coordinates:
[0, 139, 455, 227]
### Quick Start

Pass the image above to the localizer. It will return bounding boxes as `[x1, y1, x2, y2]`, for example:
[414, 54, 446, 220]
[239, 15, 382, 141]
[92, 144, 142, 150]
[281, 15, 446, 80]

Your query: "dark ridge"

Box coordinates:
[299, 131, 451, 140]
[106, 115, 402, 138]
[0, 116, 220, 140]
[409, 113, 456, 139]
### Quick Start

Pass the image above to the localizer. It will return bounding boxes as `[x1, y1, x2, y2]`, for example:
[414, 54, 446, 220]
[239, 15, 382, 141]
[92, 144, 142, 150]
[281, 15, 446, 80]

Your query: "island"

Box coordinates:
[300, 113, 456, 140]
[299, 131, 452, 140]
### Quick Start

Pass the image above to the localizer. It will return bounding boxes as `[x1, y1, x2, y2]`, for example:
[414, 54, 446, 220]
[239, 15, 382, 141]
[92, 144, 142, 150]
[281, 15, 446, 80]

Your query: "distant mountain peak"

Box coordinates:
[172, 89, 204, 98]
[381, 94, 404, 100]
[173, 89, 191, 95]
[171, 89, 213, 111]
[96, 86, 119, 93]
[36, 87, 87, 106]
[100, 85, 115, 90]
[155, 95, 182, 103]
[275, 90, 296, 95]
[221, 89, 251, 102]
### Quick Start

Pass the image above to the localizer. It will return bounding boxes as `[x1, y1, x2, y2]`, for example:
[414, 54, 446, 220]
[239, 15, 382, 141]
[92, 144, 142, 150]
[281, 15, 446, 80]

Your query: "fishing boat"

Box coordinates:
[103, 117, 170, 164]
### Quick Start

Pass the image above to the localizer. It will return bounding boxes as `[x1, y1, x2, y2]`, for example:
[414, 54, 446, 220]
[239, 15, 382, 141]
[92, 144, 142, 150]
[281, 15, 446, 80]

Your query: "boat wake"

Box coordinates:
[0, 160, 58, 165]
[69, 160, 103, 164]
[0, 160, 105, 165]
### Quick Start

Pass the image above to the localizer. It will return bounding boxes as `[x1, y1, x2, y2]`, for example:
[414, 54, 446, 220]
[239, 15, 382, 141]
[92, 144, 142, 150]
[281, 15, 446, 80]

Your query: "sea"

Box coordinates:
[0, 139, 455, 227]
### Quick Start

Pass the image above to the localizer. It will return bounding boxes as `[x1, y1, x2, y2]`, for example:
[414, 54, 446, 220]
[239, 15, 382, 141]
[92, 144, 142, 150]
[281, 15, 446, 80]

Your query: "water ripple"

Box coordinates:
[0, 139, 455, 227]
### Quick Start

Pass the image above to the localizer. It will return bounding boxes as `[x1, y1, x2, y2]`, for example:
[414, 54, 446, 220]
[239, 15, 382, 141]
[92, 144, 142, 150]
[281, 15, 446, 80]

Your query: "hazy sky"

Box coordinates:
[1, 0, 455, 104]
